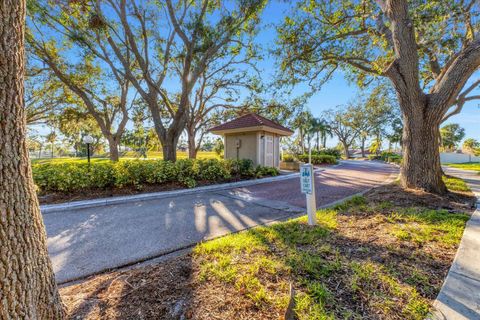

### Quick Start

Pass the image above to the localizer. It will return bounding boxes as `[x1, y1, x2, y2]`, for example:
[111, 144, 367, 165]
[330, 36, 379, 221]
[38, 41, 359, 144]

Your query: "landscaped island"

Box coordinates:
[34, 158, 279, 204]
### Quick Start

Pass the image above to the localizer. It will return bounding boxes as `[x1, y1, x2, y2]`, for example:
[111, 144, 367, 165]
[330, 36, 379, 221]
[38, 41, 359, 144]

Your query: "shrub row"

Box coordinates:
[32, 158, 279, 193]
[368, 152, 402, 165]
[311, 148, 342, 159]
[297, 154, 338, 165]
[282, 148, 341, 164]
[282, 154, 295, 162]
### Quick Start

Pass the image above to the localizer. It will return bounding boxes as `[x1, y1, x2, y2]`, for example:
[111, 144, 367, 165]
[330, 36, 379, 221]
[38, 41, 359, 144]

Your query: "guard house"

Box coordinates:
[209, 113, 293, 168]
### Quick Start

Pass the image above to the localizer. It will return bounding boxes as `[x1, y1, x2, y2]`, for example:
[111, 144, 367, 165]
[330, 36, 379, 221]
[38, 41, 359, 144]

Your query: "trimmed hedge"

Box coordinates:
[282, 154, 295, 162]
[368, 152, 402, 165]
[297, 154, 338, 165]
[312, 148, 342, 159]
[32, 158, 279, 193]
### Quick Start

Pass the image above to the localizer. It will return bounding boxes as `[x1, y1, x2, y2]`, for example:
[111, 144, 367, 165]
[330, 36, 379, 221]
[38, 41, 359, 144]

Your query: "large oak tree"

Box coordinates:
[0, 0, 65, 318]
[277, 0, 480, 193]
[31, 0, 266, 161]
[27, 2, 134, 161]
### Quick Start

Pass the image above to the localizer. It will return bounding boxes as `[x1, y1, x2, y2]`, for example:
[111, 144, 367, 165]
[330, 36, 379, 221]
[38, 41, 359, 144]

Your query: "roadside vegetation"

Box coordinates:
[34, 159, 278, 204]
[31, 151, 220, 165]
[446, 162, 480, 173]
[282, 148, 342, 165]
[369, 151, 402, 165]
[60, 180, 475, 319]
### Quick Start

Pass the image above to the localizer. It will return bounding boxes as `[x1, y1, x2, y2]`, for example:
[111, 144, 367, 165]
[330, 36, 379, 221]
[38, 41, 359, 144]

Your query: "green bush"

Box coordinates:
[33, 163, 93, 192]
[368, 152, 402, 164]
[312, 148, 342, 159]
[255, 166, 279, 178]
[150, 160, 177, 184]
[297, 154, 338, 165]
[89, 162, 116, 188]
[282, 154, 295, 162]
[193, 159, 231, 182]
[114, 160, 155, 188]
[225, 159, 256, 177]
[32, 158, 279, 194]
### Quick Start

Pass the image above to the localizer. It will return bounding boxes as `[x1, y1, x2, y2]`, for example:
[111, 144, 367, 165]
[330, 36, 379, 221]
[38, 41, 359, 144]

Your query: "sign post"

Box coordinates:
[300, 163, 316, 225]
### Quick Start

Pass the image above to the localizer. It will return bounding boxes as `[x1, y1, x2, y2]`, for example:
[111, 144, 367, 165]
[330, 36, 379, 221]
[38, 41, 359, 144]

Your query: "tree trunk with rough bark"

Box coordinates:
[381, 0, 480, 194]
[162, 133, 179, 162]
[360, 137, 366, 158]
[341, 141, 349, 159]
[401, 107, 446, 194]
[187, 132, 197, 159]
[0, 1, 65, 318]
[107, 136, 120, 162]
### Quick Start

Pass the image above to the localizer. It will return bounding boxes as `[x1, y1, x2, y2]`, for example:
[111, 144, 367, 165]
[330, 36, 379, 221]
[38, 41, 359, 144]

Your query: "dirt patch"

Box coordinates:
[364, 182, 476, 213]
[60, 183, 476, 319]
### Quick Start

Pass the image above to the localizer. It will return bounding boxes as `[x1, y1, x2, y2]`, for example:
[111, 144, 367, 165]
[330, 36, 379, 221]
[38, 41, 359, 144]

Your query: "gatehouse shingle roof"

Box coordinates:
[209, 113, 293, 134]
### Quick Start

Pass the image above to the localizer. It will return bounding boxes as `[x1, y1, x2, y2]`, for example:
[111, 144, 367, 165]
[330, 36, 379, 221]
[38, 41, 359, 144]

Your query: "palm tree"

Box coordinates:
[318, 119, 333, 149]
[309, 117, 333, 150]
[292, 110, 313, 154]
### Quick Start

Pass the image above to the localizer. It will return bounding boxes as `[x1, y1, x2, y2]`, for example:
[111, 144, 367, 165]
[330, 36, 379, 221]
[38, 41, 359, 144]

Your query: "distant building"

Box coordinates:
[210, 113, 293, 168]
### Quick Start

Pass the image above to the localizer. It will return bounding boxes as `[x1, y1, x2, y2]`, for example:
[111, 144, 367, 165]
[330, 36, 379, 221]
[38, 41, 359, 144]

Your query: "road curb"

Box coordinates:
[432, 167, 480, 320]
[41, 167, 330, 214]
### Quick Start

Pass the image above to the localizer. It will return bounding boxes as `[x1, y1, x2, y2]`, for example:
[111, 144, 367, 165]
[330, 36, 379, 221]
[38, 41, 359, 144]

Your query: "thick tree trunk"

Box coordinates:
[162, 134, 178, 162]
[108, 141, 120, 162]
[187, 128, 197, 159]
[106, 136, 120, 161]
[188, 138, 197, 159]
[150, 102, 184, 162]
[341, 141, 349, 158]
[360, 138, 366, 158]
[401, 111, 446, 194]
[0, 1, 65, 318]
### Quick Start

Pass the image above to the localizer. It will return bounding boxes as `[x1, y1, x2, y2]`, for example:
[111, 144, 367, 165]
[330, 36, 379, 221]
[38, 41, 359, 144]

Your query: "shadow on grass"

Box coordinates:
[61, 191, 472, 319]
[193, 195, 470, 319]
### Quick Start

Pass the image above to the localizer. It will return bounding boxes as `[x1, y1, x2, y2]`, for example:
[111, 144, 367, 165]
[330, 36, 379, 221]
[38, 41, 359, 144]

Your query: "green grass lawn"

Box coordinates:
[31, 151, 220, 164]
[445, 162, 480, 172]
[443, 175, 472, 192]
[193, 195, 469, 319]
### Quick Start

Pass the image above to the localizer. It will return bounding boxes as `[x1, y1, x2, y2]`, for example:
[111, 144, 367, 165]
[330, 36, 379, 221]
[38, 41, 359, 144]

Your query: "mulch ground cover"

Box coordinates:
[60, 182, 476, 320]
[38, 177, 260, 205]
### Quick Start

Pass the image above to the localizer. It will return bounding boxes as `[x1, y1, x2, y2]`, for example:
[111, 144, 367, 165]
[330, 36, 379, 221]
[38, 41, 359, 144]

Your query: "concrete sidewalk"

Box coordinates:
[433, 167, 480, 320]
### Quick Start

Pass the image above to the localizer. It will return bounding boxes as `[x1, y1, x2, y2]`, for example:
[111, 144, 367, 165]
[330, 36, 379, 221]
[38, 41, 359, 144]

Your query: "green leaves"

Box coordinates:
[32, 158, 279, 193]
[440, 123, 466, 151]
[275, 0, 480, 90]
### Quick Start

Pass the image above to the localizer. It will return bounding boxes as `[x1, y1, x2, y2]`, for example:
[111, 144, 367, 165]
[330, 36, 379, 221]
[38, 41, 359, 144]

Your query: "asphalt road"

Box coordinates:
[44, 160, 398, 283]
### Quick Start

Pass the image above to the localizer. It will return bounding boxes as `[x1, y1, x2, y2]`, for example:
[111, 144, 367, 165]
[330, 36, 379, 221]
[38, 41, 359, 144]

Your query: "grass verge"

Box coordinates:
[60, 183, 476, 320]
[445, 162, 480, 173]
[31, 151, 220, 165]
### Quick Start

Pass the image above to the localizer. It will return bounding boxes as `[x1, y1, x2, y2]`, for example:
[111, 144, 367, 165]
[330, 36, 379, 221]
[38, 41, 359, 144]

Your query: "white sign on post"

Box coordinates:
[300, 164, 313, 194]
[300, 164, 316, 225]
